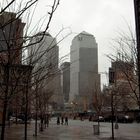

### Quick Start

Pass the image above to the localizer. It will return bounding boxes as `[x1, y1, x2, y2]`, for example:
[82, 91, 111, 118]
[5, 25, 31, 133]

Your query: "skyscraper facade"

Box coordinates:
[0, 12, 32, 124]
[70, 31, 100, 111]
[28, 32, 59, 69]
[0, 12, 25, 64]
[28, 32, 63, 110]
[61, 62, 70, 103]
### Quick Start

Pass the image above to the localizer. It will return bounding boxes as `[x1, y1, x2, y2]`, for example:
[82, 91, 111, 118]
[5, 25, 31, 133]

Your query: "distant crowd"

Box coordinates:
[57, 115, 68, 125]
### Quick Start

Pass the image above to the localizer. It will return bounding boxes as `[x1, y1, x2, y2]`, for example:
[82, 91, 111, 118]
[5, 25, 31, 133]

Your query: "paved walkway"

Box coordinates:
[98, 122, 140, 140]
[4, 118, 140, 140]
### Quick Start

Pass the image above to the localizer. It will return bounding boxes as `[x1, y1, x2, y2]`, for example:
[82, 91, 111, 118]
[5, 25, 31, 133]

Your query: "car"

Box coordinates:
[99, 116, 104, 121]
[104, 115, 114, 122]
[10, 116, 23, 123]
[136, 115, 140, 123]
[9, 116, 16, 122]
[117, 115, 134, 123]
[91, 115, 104, 122]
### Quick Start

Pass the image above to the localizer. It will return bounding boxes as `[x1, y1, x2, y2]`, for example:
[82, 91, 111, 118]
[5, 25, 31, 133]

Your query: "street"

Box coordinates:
[3, 118, 140, 140]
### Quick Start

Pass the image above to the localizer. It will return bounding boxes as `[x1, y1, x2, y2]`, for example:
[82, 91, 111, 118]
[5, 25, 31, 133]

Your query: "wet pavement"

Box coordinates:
[3, 118, 140, 140]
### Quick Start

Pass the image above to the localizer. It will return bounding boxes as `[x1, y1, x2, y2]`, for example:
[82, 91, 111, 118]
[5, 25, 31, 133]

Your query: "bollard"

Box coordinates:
[115, 123, 119, 129]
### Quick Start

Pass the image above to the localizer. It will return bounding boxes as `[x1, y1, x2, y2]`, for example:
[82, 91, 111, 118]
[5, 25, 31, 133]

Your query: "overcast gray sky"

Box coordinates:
[33, 0, 135, 86]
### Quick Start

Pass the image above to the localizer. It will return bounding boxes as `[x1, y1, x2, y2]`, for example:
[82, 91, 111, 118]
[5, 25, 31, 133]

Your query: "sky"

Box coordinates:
[28, 0, 136, 86]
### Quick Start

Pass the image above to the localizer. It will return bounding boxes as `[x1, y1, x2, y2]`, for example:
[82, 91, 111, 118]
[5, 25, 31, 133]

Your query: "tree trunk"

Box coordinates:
[111, 92, 114, 140]
[1, 100, 8, 140]
[24, 99, 28, 140]
[34, 89, 38, 136]
[1, 64, 10, 140]
[24, 79, 29, 140]
[35, 111, 38, 136]
[40, 115, 44, 131]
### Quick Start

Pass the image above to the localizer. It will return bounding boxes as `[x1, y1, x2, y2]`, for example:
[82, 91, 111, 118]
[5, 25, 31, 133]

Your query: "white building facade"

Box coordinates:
[28, 33, 64, 110]
[70, 31, 100, 111]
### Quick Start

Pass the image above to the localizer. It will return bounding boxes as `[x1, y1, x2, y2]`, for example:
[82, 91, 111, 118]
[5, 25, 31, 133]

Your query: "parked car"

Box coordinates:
[104, 115, 133, 123]
[91, 115, 104, 122]
[117, 115, 134, 123]
[104, 115, 114, 122]
[10, 116, 23, 123]
[9, 116, 16, 122]
[136, 115, 140, 123]
[99, 116, 104, 121]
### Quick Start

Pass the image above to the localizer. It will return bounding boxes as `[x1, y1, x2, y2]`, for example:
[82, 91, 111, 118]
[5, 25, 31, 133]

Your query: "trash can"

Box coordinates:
[93, 125, 100, 135]
[115, 123, 119, 129]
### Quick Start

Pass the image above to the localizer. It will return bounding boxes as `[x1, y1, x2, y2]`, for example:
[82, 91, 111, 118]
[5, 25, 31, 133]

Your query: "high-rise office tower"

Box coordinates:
[28, 32, 59, 70]
[0, 12, 25, 64]
[61, 62, 70, 103]
[70, 31, 100, 111]
[28, 32, 63, 110]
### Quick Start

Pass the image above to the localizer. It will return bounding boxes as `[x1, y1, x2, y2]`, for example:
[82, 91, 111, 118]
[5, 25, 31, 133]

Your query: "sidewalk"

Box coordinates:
[3, 118, 140, 140]
[98, 122, 140, 140]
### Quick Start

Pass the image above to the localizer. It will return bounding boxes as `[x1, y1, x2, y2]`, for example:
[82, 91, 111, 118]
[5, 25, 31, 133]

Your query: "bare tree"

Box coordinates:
[92, 82, 104, 127]
[0, 0, 61, 140]
[106, 25, 140, 110]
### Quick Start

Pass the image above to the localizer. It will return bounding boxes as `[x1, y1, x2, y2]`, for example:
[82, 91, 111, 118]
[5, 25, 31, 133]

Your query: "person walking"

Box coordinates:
[65, 116, 68, 125]
[61, 116, 64, 125]
[46, 114, 49, 127]
[57, 116, 60, 125]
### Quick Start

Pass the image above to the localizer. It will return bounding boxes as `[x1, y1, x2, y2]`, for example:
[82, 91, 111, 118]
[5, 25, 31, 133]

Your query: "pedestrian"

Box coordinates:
[57, 116, 60, 125]
[46, 114, 49, 127]
[61, 116, 64, 125]
[65, 116, 68, 125]
[80, 115, 83, 121]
